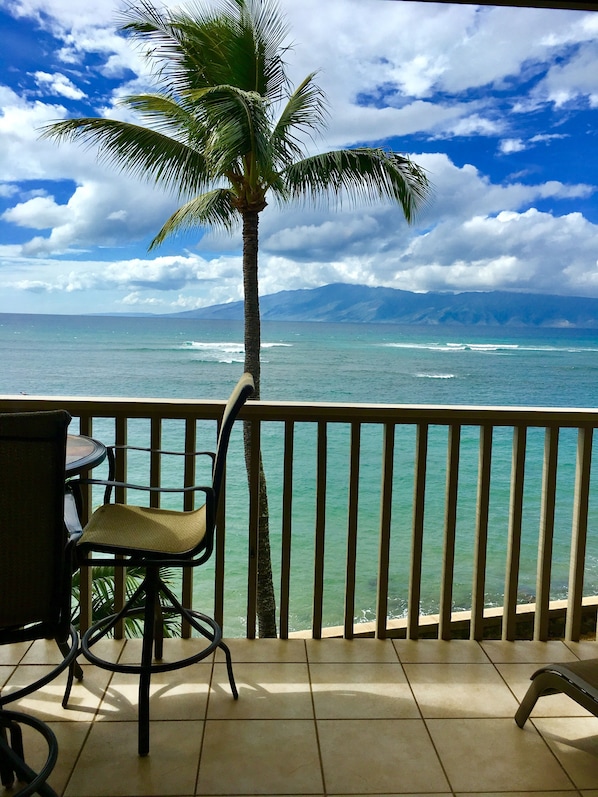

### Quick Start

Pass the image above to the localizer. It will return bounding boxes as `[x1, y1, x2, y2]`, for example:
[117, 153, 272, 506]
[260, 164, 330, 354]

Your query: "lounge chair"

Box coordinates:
[515, 658, 598, 727]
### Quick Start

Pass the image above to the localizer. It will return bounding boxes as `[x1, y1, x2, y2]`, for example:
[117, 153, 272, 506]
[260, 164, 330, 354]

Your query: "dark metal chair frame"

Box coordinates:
[0, 409, 81, 796]
[73, 374, 254, 756]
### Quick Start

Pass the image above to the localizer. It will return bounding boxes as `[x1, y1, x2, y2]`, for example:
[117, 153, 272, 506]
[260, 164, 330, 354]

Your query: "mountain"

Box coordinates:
[170, 283, 598, 327]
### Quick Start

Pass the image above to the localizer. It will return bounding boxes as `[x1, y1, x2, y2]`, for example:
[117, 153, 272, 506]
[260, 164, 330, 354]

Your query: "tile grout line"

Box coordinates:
[305, 640, 329, 797]
[193, 649, 214, 796]
[396, 643, 458, 796]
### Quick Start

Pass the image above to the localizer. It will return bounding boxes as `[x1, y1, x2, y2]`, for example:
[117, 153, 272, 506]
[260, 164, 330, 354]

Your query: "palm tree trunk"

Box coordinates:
[242, 210, 277, 638]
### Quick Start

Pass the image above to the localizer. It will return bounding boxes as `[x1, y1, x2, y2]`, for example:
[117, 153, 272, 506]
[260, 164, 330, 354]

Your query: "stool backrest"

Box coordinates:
[212, 373, 254, 508]
[0, 410, 71, 635]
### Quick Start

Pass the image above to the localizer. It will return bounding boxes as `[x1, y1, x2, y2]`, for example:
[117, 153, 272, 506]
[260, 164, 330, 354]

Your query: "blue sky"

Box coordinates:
[0, 0, 597, 315]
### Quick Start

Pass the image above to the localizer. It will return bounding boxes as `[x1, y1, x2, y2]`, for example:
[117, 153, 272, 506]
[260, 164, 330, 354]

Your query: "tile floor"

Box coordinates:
[1, 637, 598, 796]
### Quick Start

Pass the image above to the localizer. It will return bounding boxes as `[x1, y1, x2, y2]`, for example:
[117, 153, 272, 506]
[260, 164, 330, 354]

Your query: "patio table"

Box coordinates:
[65, 434, 106, 477]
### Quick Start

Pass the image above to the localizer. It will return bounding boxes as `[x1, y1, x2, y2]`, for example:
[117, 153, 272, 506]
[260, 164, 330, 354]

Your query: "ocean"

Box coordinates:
[2, 312, 598, 634]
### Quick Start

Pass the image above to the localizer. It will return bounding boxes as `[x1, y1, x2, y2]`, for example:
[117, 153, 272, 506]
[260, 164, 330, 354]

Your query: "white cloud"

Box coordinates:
[0, 0, 597, 314]
[33, 71, 86, 100]
[500, 139, 526, 154]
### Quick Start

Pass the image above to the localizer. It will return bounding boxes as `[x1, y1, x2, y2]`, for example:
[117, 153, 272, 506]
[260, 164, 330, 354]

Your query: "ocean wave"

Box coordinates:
[381, 341, 598, 354]
[414, 373, 456, 379]
[183, 341, 244, 352]
[381, 341, 519, 352]
[181, 339, 292, 363]
[181, 341, 244, 364]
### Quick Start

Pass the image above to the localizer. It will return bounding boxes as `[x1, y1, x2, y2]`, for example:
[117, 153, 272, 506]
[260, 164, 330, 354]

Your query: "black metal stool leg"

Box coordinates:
[81, 569, 238, 757]
[0, 709, 59, 797]
[1, 722, 15, 788]
[219, 640, 239, 700]
[138, 567, 159, 757]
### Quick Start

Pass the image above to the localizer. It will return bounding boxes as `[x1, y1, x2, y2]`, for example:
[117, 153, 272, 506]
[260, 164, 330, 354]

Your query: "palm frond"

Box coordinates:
[186, 85, 274, 179]
[40, 117, 210, 198]
[119, 0, 289, 102]
[270, 72, 329, 169]
[235, 0, 290, 99]
[282, 148, 430, 223]
[150, 189, 239, 248]
[71, 565, 180, 638]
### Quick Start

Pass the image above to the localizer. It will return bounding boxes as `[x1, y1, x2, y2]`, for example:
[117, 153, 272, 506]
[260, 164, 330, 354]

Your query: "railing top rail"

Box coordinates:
[1, 394, 598, 427]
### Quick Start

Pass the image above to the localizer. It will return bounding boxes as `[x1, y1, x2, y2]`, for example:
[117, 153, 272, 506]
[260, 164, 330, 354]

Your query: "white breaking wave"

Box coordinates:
[381, 341, 598, 354]
[181, 340, 292, 363]
[414, 373, 456, 379]
[181, 341, 244, 364]
[381, 341, 520, 353]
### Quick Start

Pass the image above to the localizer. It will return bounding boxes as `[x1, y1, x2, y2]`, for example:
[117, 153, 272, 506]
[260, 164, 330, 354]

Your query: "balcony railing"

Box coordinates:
[2, 393, 597, 642]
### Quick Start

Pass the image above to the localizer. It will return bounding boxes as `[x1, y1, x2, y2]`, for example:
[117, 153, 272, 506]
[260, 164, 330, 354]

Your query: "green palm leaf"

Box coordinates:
[71, 565, 180, 637]
[282, 148, 430, 222]
[40, 118, 210, 199]
[150, 189, 238, 247]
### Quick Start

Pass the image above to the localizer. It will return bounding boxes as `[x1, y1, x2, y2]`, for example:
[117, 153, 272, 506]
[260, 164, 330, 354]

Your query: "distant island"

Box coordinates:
[168, 283, 598, 328]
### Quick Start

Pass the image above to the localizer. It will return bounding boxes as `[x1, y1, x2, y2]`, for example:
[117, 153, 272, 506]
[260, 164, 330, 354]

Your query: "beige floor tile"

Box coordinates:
[97, 662, 212, 721]
[2, 664, 112, 722]
[116, 637, 213, 665]
[65, 720, 202, 796]
[1, 664, 15, 689]
[0, 641, 31, 665]
[404, 662, 520, 718]
[305, 638, 398, 663]
[427, 717, 575, 792]
[197, 719, 322, 794]
[456, 793, 579, 797]
[533, 716, 598, 789]
[394, 640, 489, 663]
[0, 717, 90, 797]
[208, 662, 312, 719]
[19, 639, 68, 665]
[49, 721, 93, 796]
[481, 639, 578, 663]
[310, 662, 420, 719]
[318, 718, 449, 794]
[563, 640, 598, 660]
[496, 662, 594, 717]
[215, 638, 307, 662]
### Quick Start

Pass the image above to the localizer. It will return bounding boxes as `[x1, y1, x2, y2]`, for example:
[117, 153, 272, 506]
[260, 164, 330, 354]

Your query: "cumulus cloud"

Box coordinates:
[0, 0, 597, 314]
[33, 71, 86, 100]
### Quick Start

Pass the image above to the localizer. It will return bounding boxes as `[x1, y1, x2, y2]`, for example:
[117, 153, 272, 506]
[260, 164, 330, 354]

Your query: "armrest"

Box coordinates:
[106, 444, 215, 459]
[64, 488, 83, 543]
[103, 446, 216, 498]
[75, 477, 215, 507]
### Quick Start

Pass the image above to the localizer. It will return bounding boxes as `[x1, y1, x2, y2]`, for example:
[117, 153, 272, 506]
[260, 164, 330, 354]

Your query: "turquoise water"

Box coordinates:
[2, 312, 598, 634]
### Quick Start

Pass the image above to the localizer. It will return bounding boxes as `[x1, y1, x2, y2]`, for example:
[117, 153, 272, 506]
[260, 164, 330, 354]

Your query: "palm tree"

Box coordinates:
[42, 0, 430, 637]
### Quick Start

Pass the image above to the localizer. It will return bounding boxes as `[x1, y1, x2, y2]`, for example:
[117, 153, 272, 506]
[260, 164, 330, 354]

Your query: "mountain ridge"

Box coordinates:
[168, 283, 598, 328]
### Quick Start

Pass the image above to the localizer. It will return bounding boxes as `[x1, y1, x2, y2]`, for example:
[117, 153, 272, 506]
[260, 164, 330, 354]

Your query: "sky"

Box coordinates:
[0, 0, 597, 316]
